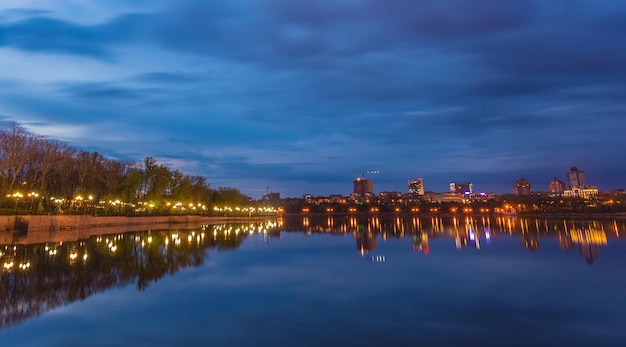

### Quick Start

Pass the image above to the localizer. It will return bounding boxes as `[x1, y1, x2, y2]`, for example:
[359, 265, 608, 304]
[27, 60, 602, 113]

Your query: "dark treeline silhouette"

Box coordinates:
[0, 122, 250, 214]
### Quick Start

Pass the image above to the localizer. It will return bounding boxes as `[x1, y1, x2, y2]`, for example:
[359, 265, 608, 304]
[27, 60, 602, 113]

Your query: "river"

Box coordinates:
[1, 215, 624, 346]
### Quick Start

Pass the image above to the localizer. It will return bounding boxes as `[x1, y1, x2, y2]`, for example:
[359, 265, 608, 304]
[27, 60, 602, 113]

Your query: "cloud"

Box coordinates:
[0, 17, 110, 57]
[0, 0, 625, 196]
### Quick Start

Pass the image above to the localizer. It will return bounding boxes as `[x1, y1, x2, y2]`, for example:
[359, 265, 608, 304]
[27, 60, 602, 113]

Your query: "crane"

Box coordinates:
[360, 170, 380, 178]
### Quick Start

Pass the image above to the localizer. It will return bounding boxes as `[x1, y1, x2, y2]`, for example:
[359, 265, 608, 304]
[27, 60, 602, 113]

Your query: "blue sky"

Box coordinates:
[1, 0, 625, 198]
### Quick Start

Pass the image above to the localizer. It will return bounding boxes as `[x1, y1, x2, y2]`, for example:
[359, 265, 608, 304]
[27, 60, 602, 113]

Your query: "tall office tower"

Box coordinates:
[353, 177, 374, 195]
[549, 177, 566, 195]
[408, 178, 425, 196]
[512, 178, 532, 195]
[450, 182, 473, 194]
[566, 166, 587, 189]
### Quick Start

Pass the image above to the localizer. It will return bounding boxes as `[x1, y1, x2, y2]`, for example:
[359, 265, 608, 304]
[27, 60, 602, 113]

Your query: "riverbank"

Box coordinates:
[281, 211, 626, 219]
[0, 214, 275, 245]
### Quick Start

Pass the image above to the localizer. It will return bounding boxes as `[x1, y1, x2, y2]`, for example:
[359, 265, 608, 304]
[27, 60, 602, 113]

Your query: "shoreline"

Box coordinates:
[0, 214, 275, 245]
[280, 212, 626, 219]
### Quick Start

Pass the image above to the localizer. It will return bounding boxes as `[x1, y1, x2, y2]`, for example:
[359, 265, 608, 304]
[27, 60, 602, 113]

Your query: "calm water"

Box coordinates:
[1, 216, 625, 346]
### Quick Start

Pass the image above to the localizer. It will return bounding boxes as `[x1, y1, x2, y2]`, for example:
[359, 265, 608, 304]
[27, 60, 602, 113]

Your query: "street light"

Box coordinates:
[27, 191, 39, 213]
[75, 196, 84, 214]
[7, 192, 23, 211]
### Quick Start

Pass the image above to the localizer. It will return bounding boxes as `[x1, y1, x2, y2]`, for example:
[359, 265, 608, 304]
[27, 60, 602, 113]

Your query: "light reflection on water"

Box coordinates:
[1, 216, 625, 346]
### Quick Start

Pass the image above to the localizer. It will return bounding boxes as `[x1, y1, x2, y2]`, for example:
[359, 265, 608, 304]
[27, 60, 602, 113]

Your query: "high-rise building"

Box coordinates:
[408, 178, 425, 196]
[567, 166, 587, 189]
[512, 178, 532, 195]
[450, 182, 473, 194]
[549, 177, 566, 195]
[353, 177, 374, 196]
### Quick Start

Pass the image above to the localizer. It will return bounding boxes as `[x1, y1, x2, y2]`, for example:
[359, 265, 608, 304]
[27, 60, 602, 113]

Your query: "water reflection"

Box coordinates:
[280, 215, 624, 263]
[0, 216, 624, 331]
[0, 221, 277, 330]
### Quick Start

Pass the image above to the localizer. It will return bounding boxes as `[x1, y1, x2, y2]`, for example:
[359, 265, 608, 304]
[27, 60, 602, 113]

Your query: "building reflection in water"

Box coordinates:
[568, 223, 608, 264]
[282, 215, 621, 262]
[412, 232, 429, 254]
[521, 229, 540, 252]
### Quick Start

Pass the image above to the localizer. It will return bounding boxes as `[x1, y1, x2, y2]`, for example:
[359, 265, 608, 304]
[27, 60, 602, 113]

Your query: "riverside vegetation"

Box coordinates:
[0, 122, 253, 216]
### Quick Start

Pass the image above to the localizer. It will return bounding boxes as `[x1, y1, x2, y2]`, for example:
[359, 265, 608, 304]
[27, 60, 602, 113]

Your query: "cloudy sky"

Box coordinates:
[1, 0, 625, 198]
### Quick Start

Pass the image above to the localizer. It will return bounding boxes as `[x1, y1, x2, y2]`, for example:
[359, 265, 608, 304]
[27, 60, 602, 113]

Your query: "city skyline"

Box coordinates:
[324, 165, 615, 199]
[1, 1, 625, 198]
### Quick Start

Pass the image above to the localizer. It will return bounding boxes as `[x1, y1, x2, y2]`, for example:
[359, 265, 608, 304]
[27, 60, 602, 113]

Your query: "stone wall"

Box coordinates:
[0, 215, 273, 245]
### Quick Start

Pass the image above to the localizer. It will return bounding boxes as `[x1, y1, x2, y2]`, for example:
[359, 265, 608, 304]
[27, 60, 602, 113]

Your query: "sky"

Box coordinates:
[0, 0, 625, 198]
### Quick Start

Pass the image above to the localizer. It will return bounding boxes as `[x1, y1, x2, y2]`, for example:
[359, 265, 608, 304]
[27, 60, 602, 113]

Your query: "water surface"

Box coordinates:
[1, 216, 625, 346]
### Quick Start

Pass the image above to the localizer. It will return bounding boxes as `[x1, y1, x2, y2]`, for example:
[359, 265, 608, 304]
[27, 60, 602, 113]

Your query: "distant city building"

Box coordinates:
[563, 186, 599, 199]
[549, 177, 566, 195]
[512, 178, 532, 195]
[567, 166, 587, 189]
[424, 192, 464, 203]
[450, 182, 473, 194]
[379, 191, 402, 202]
[262, 192, 280, 202]
[563, 166, 598, 198]
[408, 178, 425, 196]
[353, 177, 374, 196]
[470, 192, 497, 201]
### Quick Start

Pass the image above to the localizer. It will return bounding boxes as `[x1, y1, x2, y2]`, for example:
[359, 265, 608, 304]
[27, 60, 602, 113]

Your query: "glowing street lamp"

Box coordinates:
[27, 191, 39, 213]
[7, 192, 23, 211]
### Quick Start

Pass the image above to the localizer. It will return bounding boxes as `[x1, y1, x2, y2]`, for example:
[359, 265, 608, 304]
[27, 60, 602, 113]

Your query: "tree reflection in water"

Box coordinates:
[0, 222, 277, 329]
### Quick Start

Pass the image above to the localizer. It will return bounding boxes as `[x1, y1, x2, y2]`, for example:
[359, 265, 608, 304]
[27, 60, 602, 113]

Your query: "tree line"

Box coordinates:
[0, 122, 250, 214]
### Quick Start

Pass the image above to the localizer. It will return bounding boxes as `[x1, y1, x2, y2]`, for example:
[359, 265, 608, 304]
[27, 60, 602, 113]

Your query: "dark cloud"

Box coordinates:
[0, 17, 109, 57]
[0, 0, 625, 196]
[134, 72, 203, 84]
[364, 0, 536, 39]
[58, 82, 151, 102]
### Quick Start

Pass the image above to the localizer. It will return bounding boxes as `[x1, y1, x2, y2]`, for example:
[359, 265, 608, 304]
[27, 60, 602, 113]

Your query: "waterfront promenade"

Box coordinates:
[0, 214, 272, 245]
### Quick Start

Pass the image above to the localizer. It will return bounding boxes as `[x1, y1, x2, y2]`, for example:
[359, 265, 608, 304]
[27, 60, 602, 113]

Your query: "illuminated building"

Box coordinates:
[450, 182, 473, 194]
[549, 177, 566, 195]
[425, 192, 464, 203]
[562, 166, 598, 198]
[563, 186, 599, 199]
[353, 177, 374, 196]
[408, 178, 425, 196]
[567, 166, 587, 189]
[379, 191, 402, 202]
[512, 178, 532, 195]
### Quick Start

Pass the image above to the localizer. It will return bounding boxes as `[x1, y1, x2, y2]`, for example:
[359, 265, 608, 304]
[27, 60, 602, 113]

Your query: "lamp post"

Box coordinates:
[75, 196, 83, 214]
[7, 192, 23, 212]
[27, 192, 39, 214]
[88, 195, 94, 215]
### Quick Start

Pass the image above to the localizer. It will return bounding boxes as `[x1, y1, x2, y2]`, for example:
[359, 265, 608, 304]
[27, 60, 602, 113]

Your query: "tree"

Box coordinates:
[213, 187, 250, 206]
